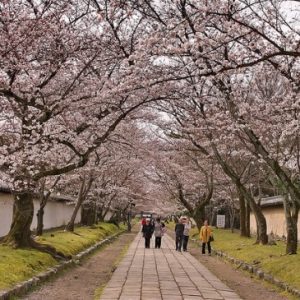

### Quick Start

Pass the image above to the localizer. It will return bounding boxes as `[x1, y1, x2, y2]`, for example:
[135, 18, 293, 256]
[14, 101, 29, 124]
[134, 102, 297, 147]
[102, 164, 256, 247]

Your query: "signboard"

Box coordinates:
[216, 215, 226, 228]
[140, 211, 157, 219]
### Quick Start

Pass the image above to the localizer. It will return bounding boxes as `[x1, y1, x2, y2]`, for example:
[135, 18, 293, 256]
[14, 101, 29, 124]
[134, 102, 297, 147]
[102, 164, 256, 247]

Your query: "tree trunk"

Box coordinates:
[2, 192, 34, 247]
[96, 194, 116, 222]
[109, 210, 121, 226]
[239, 192, 248, 237]
[36, 193, 48, 236]
[81, 202, 97, 226]
[96, 202, 106, 222]
[36, 207, 45, 236]
[66, 178, 87, 232]
[65, 195, 84, 232]
[229, 208, 235, 233]
[255, 215, 260, 244]
[36, 176, 60, 236]
[0, 191, 69, 259]
[242, 187, 268, 244]
[284, 195, 298, 254]
[127, 211, 132, 232]
[66, 175, 94, 232]
[291, 202, 299, 252]
[210, 141, 268, 244]
[241, 190, 267, 244]
[245, 202, 251, 237]
[193, 205, 205, 230]
[176, 173, 213, 230]
[103, 198, 115, 220]
[97, 208, 105, 222]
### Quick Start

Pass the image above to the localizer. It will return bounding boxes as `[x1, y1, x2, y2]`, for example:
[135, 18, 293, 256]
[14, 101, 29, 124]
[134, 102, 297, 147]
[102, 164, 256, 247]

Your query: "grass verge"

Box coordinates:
[0, 222, 125, 291]
[208, 228, 300, 291]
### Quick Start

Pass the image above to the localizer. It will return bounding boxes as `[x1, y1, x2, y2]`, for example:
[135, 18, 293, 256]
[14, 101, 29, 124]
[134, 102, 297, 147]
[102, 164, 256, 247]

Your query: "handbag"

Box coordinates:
[209, 235, 214, 242]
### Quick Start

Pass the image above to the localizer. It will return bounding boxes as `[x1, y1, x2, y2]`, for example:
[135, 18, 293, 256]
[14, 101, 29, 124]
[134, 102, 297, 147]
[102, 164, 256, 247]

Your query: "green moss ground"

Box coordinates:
[0, 246, 56, 290]
[38, 223, 123, 257]
[208, 228, 300, 290]
[0, 222, 124, 291]
[167, 222, 300, 290]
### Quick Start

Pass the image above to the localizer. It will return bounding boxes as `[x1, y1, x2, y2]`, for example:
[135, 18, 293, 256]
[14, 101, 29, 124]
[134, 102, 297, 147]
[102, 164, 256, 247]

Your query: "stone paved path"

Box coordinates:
[100, 233, 242, 300]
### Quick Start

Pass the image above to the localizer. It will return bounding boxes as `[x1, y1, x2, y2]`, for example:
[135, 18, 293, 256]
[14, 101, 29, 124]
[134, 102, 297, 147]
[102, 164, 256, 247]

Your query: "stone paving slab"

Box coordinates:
[100, 233, 242, 300]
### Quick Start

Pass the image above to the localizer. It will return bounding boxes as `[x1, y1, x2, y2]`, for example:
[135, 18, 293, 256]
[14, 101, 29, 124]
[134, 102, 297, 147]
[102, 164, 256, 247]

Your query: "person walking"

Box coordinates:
[183, 217, 191, 252]
[175, 217, 185, 251]
[200, 220, 213, 255]
[142, 218, 154, 248]
[154, 217, 164, 248]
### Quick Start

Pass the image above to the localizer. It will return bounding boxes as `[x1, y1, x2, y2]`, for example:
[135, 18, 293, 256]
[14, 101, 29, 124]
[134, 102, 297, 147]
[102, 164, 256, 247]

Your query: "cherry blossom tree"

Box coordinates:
[0, 0, 170, 252]
[213, 67, 300, 253]
[134, 0, 299, 249]
[136, 124, 214, 229]
[1, 0, 299, 255]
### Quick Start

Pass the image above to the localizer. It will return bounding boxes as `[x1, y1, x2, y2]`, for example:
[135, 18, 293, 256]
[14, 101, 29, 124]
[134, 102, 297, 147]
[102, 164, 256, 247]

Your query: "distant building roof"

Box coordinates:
[0, 175, 10, 191]
[49, 193, 75, 202]
[260, 195, 284, 207]
[0, 186, 76, 203]
[0, 185, 11, 193]
[0, 187, 10, 193]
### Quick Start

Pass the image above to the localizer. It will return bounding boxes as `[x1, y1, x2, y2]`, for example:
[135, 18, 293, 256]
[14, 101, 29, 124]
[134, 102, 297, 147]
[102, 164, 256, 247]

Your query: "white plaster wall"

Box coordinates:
[104, 210, 113, 221]
[0, 192, 80, 237]
[0, 193, 14, 238]
[250, 206, 300, 240]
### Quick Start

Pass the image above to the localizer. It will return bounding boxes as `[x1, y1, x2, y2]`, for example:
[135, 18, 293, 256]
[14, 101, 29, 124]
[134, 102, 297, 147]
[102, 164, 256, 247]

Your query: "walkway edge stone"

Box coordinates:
[212, 249, 300, 298]
[0, 230, 126, 300]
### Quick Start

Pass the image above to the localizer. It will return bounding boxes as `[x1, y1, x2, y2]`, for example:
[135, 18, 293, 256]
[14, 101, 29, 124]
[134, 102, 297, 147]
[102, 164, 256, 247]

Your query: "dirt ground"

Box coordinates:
[21, 229, 290, 300]
[21, 230, 137, 300]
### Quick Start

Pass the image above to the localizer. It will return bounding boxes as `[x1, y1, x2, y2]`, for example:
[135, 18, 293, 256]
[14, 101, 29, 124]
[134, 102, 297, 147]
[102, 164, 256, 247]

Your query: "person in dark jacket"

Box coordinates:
[142, 218, 154, 248]
[175, 217, 185, 251]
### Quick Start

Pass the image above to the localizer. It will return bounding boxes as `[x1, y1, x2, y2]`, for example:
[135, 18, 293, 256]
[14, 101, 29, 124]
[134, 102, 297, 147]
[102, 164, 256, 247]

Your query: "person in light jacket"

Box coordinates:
[154, 217, 164, 248]
[199, 220, 213, 255]
[182, 217, 191, 252]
